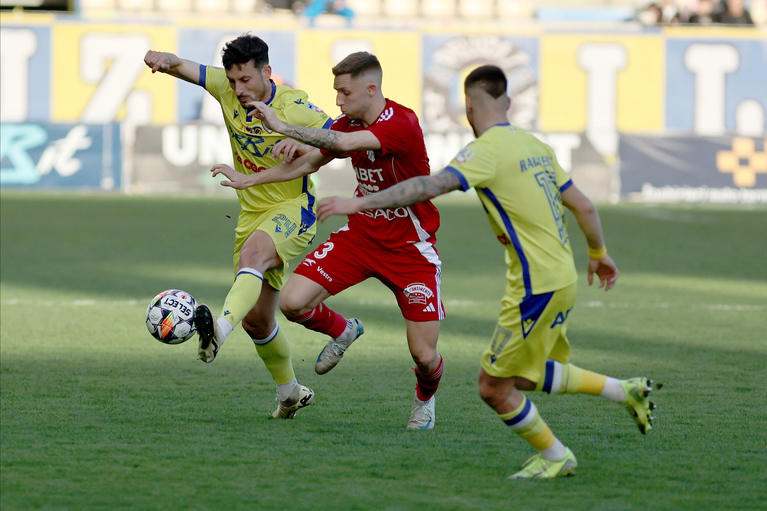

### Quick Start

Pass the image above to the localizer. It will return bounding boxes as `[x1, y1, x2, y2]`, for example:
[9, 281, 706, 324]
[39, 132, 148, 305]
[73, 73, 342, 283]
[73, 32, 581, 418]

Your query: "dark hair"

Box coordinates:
[464, 65, 508, 99]
[222, 34, 269, 70]
[332, 52, 382, 78]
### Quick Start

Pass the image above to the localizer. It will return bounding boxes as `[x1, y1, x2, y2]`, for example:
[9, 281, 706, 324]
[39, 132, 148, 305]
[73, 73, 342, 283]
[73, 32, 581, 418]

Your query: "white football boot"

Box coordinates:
[272, 385, 316, 419]
[406, 393, 436, 430]
[315, 318, 365, 375]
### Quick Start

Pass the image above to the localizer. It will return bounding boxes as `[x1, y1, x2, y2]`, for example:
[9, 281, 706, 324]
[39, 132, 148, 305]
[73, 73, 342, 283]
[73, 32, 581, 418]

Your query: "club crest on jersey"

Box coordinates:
[304, 101, 325, 113]
[456, 148, 475, 163]
[367, 150, 375, 162]
[404, 283, 433, 305]
[303, 258, 316, 267]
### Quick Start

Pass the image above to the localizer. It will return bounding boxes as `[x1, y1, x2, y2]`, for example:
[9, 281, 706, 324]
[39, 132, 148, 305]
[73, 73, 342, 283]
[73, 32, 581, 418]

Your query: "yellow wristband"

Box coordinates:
[588, 246, 608, 259]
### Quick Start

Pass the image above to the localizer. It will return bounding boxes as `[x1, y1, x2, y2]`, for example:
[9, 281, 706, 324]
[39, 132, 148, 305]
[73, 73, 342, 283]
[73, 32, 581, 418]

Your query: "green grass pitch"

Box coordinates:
[1, 191, 766, 510]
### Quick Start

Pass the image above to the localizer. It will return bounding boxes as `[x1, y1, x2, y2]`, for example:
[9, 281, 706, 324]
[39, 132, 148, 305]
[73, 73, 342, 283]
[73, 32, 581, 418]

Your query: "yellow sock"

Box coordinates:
[536, 360, 607, 396]
[221, 269, 263, 328]
[563, 363, 607, 396]
[499, 396, 557, 452]
[253, 324, 295, 386]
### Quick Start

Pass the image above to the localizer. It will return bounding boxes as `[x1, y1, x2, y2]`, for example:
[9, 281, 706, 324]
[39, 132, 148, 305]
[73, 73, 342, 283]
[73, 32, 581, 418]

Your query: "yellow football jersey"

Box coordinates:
[445, 123, 577, 300]
[202, 66, 332, 214]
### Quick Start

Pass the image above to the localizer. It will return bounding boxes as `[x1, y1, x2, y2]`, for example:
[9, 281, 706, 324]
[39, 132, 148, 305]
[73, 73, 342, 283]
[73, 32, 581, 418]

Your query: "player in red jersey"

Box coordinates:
[210, 52, 444, 429]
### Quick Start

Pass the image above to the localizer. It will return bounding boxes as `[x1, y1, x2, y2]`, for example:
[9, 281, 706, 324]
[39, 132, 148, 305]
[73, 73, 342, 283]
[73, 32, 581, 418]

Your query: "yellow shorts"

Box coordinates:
[232, 198, 317, 291]
[481, 281, 578, 384]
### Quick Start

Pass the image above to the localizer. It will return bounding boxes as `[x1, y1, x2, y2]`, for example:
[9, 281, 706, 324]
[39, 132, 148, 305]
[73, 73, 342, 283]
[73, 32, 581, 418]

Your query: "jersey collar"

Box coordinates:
[264, 80, 277, 106]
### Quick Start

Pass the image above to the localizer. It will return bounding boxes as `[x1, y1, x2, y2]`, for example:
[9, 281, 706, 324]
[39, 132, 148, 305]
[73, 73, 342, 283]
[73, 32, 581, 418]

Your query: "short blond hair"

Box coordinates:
[332, 52, 382, 79]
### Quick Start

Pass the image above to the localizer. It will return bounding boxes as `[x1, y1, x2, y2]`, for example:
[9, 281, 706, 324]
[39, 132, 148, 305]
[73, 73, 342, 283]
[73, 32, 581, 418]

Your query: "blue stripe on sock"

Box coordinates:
[251, 324, 279, 346]
[542, 360, 555, 394]
[236, 268, 264, 280]
[503, 397, 531, 427]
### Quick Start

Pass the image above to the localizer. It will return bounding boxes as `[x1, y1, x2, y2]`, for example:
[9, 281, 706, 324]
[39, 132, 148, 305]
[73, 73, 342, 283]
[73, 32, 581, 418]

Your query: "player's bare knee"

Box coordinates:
[278, 294, 307, 321]
[239, 248, 268, 270]
[242, 318, 272, 340]
[478, 381, 503, 408]
[410, 348, 438, 370]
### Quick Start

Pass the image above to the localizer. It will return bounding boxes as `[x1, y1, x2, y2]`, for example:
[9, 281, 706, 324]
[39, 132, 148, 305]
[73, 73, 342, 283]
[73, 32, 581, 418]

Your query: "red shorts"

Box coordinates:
[293, 226, 445, 322]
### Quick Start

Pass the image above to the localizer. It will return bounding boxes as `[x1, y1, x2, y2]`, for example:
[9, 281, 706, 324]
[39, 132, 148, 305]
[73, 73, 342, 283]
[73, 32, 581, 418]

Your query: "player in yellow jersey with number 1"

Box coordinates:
[144, 34, 333, 419]
[317, 65, 659, 479]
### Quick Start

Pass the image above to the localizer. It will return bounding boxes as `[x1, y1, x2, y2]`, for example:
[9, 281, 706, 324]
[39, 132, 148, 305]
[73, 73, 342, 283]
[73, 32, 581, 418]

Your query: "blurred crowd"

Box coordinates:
[262, 0, 354, 24]
[638, 0, 764, 25]
[261, 0, 764, 27]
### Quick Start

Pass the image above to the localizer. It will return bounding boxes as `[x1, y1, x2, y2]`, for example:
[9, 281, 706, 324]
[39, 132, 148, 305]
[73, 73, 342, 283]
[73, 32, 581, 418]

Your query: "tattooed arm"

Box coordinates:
[211, 147, 335, 189]
[248, 101, 381, 152]
[317, 170, 463, 222]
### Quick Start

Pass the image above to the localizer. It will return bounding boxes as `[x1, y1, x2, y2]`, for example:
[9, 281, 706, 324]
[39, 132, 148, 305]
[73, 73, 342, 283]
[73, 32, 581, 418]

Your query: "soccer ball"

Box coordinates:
[146, 289, 197, 344]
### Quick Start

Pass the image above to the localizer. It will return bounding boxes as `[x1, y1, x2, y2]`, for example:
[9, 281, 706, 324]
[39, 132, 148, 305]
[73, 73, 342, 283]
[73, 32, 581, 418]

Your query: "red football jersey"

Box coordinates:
[321, 99, 440, 248]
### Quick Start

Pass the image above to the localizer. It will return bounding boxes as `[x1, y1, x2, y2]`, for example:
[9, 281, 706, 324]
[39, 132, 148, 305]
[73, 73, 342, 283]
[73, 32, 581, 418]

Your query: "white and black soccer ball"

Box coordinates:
[146, 289, 197, 344]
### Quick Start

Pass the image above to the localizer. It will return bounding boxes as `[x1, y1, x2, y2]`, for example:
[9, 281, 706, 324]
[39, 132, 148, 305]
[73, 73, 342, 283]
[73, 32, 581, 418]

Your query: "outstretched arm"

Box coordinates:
[561, 183, 619, 291]
[317, 169, 462, 222]
[248, 101, 380, 152]
[144, 50, 201, 85]
[211, 148, 334, 189]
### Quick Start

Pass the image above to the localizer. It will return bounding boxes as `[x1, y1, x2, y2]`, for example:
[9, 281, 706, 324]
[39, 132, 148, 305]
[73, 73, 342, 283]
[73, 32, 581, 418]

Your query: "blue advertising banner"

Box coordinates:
[619, 134, 767, 203]
[666, 37, 767, 135]
[0, 123, 121, 189]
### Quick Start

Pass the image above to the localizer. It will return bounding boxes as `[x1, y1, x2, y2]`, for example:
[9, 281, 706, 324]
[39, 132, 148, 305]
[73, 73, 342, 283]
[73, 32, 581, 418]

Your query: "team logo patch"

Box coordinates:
[455, 148, 475, 163]
[489, 325, 513, 365]
[305, 101, 325, 113]
[367, 150, 376, 162]
[404, 283, 434, 305]
[378, 107, 394, 122]
[303, 258, 316, 267]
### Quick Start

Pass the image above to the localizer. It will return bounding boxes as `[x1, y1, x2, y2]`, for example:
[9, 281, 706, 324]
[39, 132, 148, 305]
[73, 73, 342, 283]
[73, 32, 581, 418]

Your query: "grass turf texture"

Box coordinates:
[1, 192, 766, 511]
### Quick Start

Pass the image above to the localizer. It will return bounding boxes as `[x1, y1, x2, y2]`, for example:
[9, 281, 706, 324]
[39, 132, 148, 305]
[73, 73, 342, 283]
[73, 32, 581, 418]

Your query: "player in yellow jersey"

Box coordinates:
[144, 34, 333, 419]
[317, 65, 658, 478]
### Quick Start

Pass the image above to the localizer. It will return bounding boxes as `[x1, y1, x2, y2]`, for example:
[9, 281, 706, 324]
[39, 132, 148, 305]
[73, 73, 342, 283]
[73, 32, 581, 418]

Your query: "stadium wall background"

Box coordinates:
[1, 13, 765, 202]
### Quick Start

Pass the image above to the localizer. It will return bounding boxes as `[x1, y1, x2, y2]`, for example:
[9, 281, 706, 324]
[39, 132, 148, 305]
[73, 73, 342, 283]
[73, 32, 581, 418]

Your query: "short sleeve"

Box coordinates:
[203, 66, 231, 101]
[444, 138, 496, 191]
[547, 146, 572, 192]
[281, 97, 332, 130]
[365, 108, 415, 157]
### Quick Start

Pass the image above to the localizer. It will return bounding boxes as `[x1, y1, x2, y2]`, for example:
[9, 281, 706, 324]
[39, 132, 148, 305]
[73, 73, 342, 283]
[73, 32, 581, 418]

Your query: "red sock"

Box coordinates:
[293, 303, 347, 339]
[415, 355, 443, 401]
